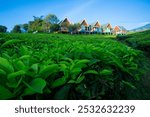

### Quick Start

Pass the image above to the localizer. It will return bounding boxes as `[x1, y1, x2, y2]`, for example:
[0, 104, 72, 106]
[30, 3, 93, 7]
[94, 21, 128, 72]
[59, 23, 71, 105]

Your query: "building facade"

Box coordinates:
[59, 18, 127, 35]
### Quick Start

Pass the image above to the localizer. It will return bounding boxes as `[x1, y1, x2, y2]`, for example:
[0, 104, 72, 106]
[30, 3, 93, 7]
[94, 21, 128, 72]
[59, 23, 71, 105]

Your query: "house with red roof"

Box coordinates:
[90, 21, 102, 34]
[101, 23, 113, 34]
[113, 26, 127, 35]
[59, 18, 127, 35]
[59, 18, 71, 33]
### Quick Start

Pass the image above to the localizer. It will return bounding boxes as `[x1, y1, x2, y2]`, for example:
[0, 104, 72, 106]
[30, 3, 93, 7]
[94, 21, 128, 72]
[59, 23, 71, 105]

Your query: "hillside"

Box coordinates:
[131, 23, 150, 32]
[117, 30, 150, 95]
[117, 30, 150, 52]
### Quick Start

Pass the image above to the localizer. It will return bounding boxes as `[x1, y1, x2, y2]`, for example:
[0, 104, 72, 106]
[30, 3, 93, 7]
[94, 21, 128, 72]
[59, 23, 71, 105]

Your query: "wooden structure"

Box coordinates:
[59, 18, 127, 35]
[59, 18, 71, 33]
[113, 26, 127, 35]
[78, 19, 90, 33]
[101, 23, 113, 34]
[90, 21, 102, 33]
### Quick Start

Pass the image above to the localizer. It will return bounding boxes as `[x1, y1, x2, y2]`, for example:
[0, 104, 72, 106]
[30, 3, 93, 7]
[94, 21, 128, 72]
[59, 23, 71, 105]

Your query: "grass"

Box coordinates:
[0, 32, 150, 100]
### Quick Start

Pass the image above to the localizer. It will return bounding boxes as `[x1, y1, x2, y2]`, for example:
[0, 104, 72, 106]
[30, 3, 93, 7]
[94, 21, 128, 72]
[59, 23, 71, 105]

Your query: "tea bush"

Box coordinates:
[0, 33, 149, 99]
[117, 30, 150, 53]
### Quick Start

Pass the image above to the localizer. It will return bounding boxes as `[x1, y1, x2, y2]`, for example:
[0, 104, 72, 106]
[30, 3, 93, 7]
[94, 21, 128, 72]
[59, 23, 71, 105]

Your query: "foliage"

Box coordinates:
[25, 14, 60, 33]
[0, 33, 149, 100]
[28, 16, 44, 33]
[117, 30, 150, 54]
[22, 24, 29, 32]
[50, 24, 60, 32]
[11, 25, 21, 33]
[0, 25, 7, 33]
[44, 14, 59, 24]
[69, 23, 80, 33]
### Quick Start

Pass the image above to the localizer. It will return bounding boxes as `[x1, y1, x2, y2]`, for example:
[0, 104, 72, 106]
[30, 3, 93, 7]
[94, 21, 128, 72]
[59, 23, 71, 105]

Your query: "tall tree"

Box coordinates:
[44, 14, 59, 24]
[28, 16, 44, 33]
[50, 24, 60, 32]
[22, 23, 28, 32]
[0, 25, 7, 33]
[11, 25, 21, 33]
[42, 20, 51, 33]
[42, 14, 60, 32]
[33, 16, 44, 21]
[69, 23, 80, 33]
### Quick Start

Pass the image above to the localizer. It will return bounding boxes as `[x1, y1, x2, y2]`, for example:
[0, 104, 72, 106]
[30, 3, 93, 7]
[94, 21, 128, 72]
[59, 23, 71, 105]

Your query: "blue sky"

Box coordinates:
[0, 0, 150, 31]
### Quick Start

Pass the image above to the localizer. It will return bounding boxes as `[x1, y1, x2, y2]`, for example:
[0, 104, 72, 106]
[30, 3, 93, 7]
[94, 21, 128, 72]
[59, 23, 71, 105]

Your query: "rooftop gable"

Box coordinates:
[101, 23, 112, 29]
[60, 18, 71, 26]
[118, 26, 127, 30]
[80, 19, 89, 27]
[91, 21, 101, 27]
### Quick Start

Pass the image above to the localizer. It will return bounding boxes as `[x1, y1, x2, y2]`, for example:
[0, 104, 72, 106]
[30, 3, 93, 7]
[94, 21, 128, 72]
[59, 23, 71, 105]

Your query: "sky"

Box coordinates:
[0, 0, 150, 31]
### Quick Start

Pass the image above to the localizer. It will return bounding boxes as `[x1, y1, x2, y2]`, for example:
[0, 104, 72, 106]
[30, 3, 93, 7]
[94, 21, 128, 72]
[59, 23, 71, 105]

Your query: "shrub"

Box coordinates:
[0, 33, 149, 100]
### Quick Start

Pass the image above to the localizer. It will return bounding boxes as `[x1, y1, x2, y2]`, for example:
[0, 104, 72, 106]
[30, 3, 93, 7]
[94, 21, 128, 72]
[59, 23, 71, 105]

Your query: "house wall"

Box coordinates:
[93, 27, 102, 33]
[79, 25, 91, 33]
[103, 28, 111, 33]
[113, 26, 127, 35]
[122, 30, 127, 34]
[81, 20, 88, 27]
[80, 25, 86, 32]
[113, 26, 120, 34]
[59, 18, 126, 34]
[114, 26, 120, 31]
[60, 18, 71, 33]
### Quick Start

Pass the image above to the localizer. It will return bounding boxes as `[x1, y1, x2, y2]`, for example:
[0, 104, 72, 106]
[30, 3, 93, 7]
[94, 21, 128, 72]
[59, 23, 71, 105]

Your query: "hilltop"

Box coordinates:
[130, 23, 150, 32]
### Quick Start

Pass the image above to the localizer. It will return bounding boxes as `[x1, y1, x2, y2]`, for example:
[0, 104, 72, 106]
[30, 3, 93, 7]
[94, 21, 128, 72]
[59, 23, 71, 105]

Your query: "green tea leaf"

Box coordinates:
[6, 77, 23, 88]
[2, 53, 11, 59]
[84, 70, 99, 75]
[30, 64, 38, 73]
[76, 76, 85, 84]
[22, 78, 46, 96]
[7, 70, 25, 88]
[19, 55, 30, 60]
[0, 85, 14, 99]
[0, 57, 14, 73]
[1, 39, 23, 48]
[39, 64, 58, 79]
[7, 70, 25, 81]
[122, 80, 136, 89]
[20, 46, 30, 55]
[73, 59, 90, 68]
[0, 69, 6, 76]
[88, 59, 100, 66]
[14, 60, 26, 71]
[100, 69, 112, 76]
[70, 68, 81, 76]
[68, 80, 76, 84]
[54, 85, 70, 100]
[51, 77, 66, 88]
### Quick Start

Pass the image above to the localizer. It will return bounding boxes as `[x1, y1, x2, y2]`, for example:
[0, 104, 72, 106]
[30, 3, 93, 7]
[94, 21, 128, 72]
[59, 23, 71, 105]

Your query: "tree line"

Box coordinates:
[0, 14, 80, 33]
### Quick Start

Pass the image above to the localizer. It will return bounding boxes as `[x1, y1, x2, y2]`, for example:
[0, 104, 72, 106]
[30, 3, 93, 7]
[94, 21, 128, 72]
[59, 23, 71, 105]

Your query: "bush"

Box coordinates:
[0, 33, 149, 100]
[116, 34, 130, 41]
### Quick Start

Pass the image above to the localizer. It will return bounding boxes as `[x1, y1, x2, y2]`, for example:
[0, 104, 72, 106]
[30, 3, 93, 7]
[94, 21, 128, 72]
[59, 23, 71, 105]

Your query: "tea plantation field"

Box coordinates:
[117, 30, 150, 54]
[0, 32, 150, 100]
